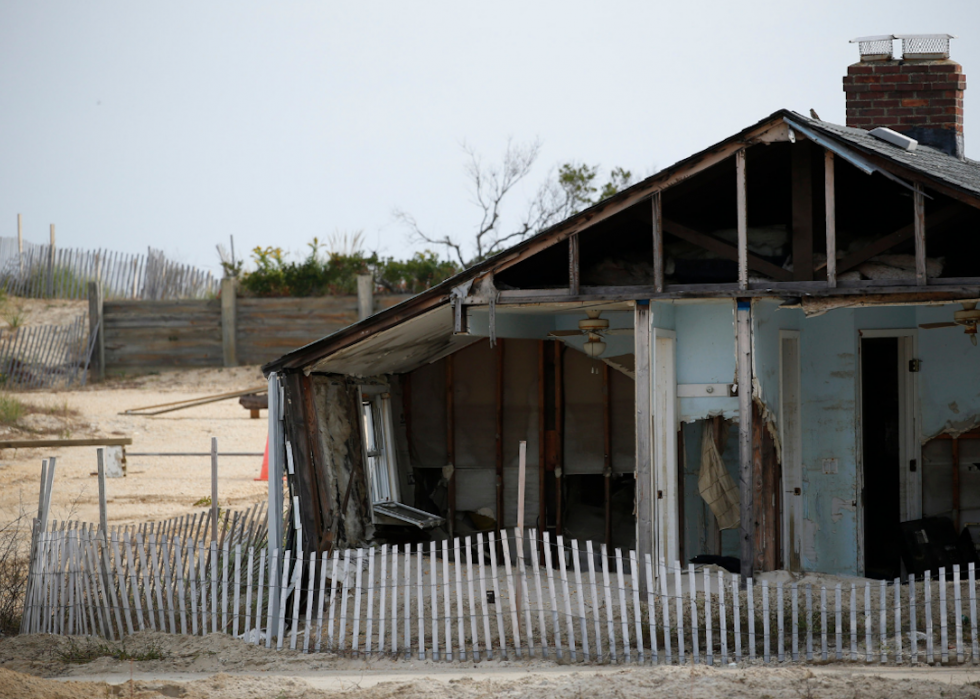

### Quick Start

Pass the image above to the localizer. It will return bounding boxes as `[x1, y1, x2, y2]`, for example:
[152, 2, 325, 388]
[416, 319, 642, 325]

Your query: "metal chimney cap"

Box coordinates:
[850, 35, 895, 61]
[895, 34, 955, 60]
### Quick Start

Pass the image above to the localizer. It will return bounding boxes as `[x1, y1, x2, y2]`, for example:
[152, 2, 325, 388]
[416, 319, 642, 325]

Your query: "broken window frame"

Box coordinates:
[359, 387, 400, 507]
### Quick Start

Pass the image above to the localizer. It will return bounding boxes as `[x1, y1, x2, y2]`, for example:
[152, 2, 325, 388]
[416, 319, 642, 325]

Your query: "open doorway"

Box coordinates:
[860, 332, 920, 579]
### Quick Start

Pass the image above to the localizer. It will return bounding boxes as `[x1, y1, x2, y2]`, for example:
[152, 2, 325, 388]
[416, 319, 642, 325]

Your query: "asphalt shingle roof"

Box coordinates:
[790, 111, 980, 198]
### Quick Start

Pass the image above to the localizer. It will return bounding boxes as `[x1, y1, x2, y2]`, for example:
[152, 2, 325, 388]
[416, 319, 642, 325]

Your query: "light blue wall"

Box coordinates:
[672, 301, 740, 422]
[916, 304, 980, 438]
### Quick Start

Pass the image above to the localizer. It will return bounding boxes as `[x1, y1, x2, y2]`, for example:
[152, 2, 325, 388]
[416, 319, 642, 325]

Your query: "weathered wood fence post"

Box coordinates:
[357, 274, 374, 321]
[87, 281, 105, 382]
[221, 277, 237, 366]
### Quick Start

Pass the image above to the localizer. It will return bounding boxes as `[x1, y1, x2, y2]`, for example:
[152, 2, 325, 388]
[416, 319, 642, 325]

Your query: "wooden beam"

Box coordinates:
[915, 183, 927, 286]
[446, 354, 455, 540]
[736, 150, 748, 290]
[0, 437, 132, 449]
[825, 151, 837, 289]
[652, 193, 664, 293]
[634, 301, 653, 588]
[662, 218, 793, 282]
[568, 234, 580, 295]
[495, 339, 504, 538]
[791, 143, 814, 281]
[736, 299, 754, 582]
[603, 362, 612, 550]
[838, 205, 961, 274]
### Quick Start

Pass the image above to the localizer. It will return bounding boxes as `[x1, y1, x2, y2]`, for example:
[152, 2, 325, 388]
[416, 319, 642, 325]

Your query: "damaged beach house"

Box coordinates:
[262, 35, 980, 583]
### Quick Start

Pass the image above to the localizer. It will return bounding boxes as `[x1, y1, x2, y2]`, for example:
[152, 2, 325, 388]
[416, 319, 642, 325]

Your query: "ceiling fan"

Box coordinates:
[919, 301, 980, 345]
[548, 310, 633, 357]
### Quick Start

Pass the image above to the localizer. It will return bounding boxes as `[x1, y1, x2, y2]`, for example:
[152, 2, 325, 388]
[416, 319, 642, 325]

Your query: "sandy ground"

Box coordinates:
[3, 632, 980, 698]
[0, 298, 89, 331]
[0, 366, 269, 530]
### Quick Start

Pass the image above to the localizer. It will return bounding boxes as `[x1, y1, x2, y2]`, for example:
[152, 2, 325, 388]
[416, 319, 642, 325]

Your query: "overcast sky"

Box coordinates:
[1, 1, 978, 275]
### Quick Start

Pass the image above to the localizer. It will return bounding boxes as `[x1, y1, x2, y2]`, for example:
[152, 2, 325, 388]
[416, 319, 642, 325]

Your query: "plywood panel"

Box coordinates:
[453, 341, 496, 470]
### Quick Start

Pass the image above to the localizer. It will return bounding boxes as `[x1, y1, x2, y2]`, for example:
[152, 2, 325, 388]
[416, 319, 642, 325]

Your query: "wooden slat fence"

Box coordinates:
[0, 239, 217, 301]
[0, 314, 91, 390]
[20, 525, 980, 665]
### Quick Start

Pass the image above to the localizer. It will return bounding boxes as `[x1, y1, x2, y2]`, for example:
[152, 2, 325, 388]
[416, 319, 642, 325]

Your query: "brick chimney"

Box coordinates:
[843, 34, 965, 159]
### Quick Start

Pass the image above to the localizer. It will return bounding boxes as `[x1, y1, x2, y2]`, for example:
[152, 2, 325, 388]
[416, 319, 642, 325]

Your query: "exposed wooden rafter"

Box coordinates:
[662, 218, 793, 282]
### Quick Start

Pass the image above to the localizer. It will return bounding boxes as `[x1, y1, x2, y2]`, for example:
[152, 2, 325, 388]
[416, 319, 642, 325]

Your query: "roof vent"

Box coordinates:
[850, 35, 894, 61]
[895, 34, 954, 60]
[869, 127, 918, 152]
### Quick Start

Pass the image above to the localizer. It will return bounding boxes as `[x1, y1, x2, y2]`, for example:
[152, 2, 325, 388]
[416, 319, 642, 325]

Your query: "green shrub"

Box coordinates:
[237, 241, 459, 298]
[0, 393, 24, 424]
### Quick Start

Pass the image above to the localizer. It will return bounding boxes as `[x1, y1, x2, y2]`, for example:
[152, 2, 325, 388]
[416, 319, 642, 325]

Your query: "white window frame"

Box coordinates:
[360, 387, 401, 509]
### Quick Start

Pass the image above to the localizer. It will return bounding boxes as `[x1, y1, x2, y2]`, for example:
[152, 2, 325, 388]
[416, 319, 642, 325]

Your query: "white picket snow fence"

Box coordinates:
[21, 523, 980, 666]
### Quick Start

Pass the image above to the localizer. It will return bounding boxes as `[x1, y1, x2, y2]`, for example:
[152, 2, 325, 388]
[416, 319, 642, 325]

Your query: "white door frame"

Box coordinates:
[779, 330, 803, 571]
[856, 328, 921, 575]
[652, 328, 678, 566]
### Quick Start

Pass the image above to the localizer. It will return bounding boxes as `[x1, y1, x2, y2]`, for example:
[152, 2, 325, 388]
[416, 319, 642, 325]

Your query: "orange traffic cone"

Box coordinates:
[255, 437, 269, 481]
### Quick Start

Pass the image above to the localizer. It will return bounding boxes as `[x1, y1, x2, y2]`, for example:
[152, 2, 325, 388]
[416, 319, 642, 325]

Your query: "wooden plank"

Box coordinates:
[791, 583, 799, 661]
[364, 547, 375, 655]
[314, 551, 328, 653]
[747, 578, 756, 660]
[970, 563, 978, 664]
[352, 548, 364, 654]
[377, 545, 387, 657]
[499, 532, 521, 659]
[453, 538, 466, 661]
[275, 549, 291, 650]
[652, 192, 664, 293]
[836, 583, 844, 661]
[736, 301, 753, 581]
[467, 536, 485, 661]
[561, 537, 579, 662]
[0, 437, 133, 449]
[825, 151, 837, 288]
[587, 540, 602, 661]
[866, 581, 874, 663]
[416, 543, 426, 660]
[328, 550, 342, 652]
[429, 540, 439, 660]
[478, 534, 496, 660]
[704, 567, 714, 666]
[673, 560, 684, 664]
[955, 565, 964, 663]
[879, 580, 887, 663]
[573, 540, 590, 662]
[244, 547, 254, 643]
[736, 148, 748, 288]
[221, 540, 230, 634]
[762, 580, 770, 662]
[442, 539, 453, 660]
[210, 540, 219, 634]
[909, 577, 917, 664]
[123, 531, 144, 632]
[915, 183, 927, 286]
[233, 544, 242, 638]
[149, 533, 166, 633]
[175, 539, 188, 635]
[776, 581, 784, 662]
[303, 551, 316, 653]
[647, 555, 659, 664]
[544, 532, 564, 660]
[687, 563, 698, 665]
[894, 578, 903, 663]
[660, 560, 672, 663]
[601, 544, 617, 662]
[732, 574, 741, 662]
[805, 584, 813, 661]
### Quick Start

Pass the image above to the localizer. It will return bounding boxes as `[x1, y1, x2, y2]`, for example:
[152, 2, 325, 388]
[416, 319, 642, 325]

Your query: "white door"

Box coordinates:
[779, 330, 802, 571]
[652, 329, 678, 566]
